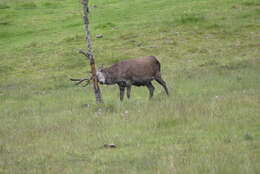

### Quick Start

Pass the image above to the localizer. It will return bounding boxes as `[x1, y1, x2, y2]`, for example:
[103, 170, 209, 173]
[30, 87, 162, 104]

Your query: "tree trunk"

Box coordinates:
[81, 0, 103, 104]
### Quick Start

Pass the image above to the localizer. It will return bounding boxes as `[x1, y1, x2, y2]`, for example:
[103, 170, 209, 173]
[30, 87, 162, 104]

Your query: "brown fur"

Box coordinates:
[98, 56, 169, 101]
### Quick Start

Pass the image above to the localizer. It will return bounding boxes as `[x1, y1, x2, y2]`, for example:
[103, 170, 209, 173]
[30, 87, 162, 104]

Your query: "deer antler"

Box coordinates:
[70, 76, 93, 87]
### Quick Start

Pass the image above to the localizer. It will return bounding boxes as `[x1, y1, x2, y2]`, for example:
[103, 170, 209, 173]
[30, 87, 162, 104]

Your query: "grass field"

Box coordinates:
[0, 0, 260, 173]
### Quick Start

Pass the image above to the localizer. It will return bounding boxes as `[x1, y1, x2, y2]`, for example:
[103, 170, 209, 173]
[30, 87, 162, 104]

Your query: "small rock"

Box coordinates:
[93, 5, 97, 8]
[95, 108, 102, 115]
[244, 133, 253, 141]
[231, 5, 240, 9]
[149, 45, 157, 48]
[137, 43, 142, 47]
[82, 104, 90, 108]
[96, 34, 103, 38]
[104, 144, 117, 148]
[164, 40, 173, 44]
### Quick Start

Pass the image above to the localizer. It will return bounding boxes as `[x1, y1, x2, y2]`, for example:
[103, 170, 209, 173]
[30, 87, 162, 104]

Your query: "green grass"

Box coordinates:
[0, 0, 259, 173]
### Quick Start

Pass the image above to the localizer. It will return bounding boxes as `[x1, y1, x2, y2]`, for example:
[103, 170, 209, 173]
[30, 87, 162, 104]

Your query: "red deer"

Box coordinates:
[96, 56, 169, 101]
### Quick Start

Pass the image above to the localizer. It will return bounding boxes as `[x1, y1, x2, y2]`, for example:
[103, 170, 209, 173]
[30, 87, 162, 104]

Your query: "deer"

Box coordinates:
[96, 56, 169, 101]
[71, 56, 169, 101]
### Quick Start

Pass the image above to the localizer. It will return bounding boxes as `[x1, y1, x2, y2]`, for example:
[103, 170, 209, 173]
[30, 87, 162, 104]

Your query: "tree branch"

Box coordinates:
[81, 0, 103, 103]
[70, 77, 92, 86]
[79, 49, 88, 57]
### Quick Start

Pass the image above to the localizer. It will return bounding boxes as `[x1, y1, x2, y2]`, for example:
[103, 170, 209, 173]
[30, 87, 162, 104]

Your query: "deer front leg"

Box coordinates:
[119, 85, 125, 101]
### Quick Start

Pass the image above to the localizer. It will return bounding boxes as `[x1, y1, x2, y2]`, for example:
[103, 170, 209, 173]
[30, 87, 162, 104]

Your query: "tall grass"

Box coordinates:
[0, 0, 259, 173]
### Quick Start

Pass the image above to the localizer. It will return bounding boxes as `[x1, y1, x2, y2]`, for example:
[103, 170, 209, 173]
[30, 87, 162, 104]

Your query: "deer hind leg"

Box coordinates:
[146, 82, 155, 99]
[126, 85, 131, 99]
[155, 73, 169, 96]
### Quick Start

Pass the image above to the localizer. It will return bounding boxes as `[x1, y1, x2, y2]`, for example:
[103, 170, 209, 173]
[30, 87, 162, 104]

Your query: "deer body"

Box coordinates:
[97, 56, 169, 101]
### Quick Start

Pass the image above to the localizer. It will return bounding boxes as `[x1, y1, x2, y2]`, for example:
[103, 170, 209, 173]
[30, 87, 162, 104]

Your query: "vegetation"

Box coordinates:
[0, 0, 259, 173]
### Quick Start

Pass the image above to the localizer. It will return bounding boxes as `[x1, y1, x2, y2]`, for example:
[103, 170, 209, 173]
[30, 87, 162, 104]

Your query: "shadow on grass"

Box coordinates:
[0, 3, 10, 9]
[241, 1, 260, 6]
[177, 14, 206, 25]
[42, 2, 60, 9]
[15, 2, 37, 9]
[95, 22, 116, 30]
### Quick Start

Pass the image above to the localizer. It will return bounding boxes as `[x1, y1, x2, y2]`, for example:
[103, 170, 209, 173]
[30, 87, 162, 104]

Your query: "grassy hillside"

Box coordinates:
[0, 0, 259, 173]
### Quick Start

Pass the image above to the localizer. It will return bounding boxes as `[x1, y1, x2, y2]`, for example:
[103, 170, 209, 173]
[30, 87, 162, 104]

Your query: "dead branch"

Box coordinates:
[70, 76, 92, 86]
[79, 49, 90, 58]
[69, 0, 103, 103]
[81, 0, 103, 103]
